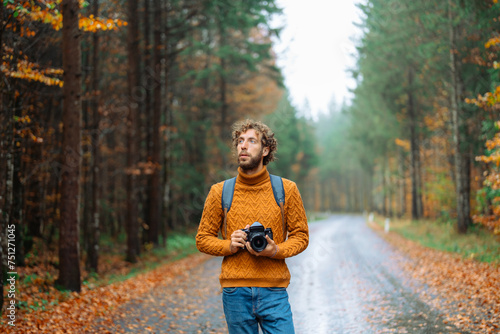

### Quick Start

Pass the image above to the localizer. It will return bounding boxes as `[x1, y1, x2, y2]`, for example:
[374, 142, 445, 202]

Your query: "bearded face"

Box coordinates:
[238, 146, 264, 171]
[236, 129, 269, 173]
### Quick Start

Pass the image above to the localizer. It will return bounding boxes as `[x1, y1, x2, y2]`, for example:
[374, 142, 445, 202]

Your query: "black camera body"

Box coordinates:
[241, 222, 273, 252]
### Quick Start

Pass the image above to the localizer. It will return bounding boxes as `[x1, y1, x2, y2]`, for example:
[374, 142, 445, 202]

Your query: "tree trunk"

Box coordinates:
[218, 14, 229, 166]
[58, 0, 82, 292]
[162, 11, 173, 246]
[25, 135, 43, 255]
[144, 0, 154, 242]
[386, 155, 393, 217]
[416, 144, 424, 218]
[162, 96, 171, 245]
[398, 146, 406, 217]
[448, 0, 471, 233]
[407, 66, 421, 220]
[220, 57, 228, 139]
[87, 0, 100, 273]
[148, 0, 162, 246]
[346, 168, 353, 212]
[381, 157, 387, 216]
[0, 20, 10, 308]
[126, 0, 140, 263]
[106, 133, 117, 237]
[82, 39, 91, 270]
[12, 109, 24, 266]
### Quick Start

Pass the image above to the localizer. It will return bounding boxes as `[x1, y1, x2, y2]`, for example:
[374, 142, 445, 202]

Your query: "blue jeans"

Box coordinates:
[222, 287, 295, 334]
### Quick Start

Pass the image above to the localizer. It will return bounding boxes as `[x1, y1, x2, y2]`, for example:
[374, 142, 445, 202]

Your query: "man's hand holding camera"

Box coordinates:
[246, 234, 278, 257]
[230, 222, 278, 258]
[230, 227, 248, 254]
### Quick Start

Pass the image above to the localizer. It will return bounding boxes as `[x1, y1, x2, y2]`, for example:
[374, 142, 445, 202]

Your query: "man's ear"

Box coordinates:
[263, 147, 270, 157]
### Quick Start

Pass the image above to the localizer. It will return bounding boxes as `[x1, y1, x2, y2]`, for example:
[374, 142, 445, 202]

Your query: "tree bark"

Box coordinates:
[144, 0, 154, 242]
[218, 13, 229, 166]
[386, 155, 393, 217]
[0, 14, 9, 307]
[25, 135, 43, 255]
[380, 157, 387, 216]
[407, 66, 421, 220]
[162, 7, 173, 246]
[82, 36, 91, 270]
[126, 0, 140, 263]
[448, 0, 471, 233]
[398, 146, 406, 217]
[87, 0, 100, 273]
[148, 0, 162, 246]
[58, 0, 82, 292]
[12, 108, 24, 266]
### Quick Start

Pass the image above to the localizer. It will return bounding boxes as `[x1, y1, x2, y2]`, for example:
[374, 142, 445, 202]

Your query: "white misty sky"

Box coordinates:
[272, 0, 363, 118]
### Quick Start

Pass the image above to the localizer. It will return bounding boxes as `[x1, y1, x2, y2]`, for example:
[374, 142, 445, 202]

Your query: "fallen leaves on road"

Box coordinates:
[90, 256, 227, 333]
[370, 222, 500, 334]
[1, 253, 211, 333]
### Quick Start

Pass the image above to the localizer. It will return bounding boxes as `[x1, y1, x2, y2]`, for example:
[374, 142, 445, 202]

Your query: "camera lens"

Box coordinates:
[250, 235, 267, 252]
[254, 238, 264, 248]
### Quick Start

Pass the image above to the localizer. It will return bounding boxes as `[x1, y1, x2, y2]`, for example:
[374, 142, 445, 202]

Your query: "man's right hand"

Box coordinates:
[230, 225, 250, 253]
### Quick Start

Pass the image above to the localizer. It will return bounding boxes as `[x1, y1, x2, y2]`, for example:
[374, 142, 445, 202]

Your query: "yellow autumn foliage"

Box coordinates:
[3, 0, 126, 87]
[394, 138, 410, 151]
[6, 0, 127, 32]
[1, 58, 64, 87]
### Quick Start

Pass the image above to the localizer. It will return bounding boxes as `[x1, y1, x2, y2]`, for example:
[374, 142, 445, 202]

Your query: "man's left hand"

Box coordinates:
[246, 236, 278, 258]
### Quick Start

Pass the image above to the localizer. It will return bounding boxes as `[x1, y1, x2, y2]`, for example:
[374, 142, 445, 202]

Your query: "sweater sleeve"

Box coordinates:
[273, 181, 309, 259]
[196, 183, 233, 257]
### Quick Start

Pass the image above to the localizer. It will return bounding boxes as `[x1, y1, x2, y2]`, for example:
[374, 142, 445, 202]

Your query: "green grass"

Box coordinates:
[5, 231, 200, 315]
[374, 216, 500, 265]
[307, 211, 331, 222]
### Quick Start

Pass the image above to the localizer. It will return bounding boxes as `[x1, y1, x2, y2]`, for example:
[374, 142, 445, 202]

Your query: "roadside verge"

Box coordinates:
[1, 253, 211, 333]
[368, 219, 500, 334]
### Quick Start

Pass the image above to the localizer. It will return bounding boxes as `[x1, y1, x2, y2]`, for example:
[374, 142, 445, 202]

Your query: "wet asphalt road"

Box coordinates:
[287, 214, 461, 333]
[95, 214, 463, 333]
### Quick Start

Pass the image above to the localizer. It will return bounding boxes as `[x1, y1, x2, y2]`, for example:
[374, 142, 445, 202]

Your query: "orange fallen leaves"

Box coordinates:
[371, 223, 500, 334]
[0, 253, 210, 333]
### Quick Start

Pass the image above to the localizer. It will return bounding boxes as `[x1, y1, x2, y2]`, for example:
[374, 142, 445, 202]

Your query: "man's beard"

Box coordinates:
[238, 149, 263, 171]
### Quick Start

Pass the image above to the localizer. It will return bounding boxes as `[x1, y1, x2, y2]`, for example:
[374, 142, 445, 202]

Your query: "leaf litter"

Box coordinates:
[370, 222, 500, 334]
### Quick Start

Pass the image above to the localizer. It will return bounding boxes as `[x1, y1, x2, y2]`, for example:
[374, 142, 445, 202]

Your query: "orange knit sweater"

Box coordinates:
[196, 166, 309, 288]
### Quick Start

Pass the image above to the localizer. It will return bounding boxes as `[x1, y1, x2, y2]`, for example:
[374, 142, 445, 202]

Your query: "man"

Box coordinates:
[196, 119, 309, 334]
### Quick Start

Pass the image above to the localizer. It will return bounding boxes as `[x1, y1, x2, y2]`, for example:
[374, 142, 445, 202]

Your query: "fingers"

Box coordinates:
[232, 229, 247, 241]
[230, 228, 276, 256]
[265, 235, 275, 245]
[246, 236, 276, 257]
[246, 241, 258, 256]
[230, 229, 247, 253]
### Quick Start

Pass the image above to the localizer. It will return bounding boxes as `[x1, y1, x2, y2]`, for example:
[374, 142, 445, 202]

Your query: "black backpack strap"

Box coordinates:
[221, 177, 236, 239]
[269, 174, 287, 241]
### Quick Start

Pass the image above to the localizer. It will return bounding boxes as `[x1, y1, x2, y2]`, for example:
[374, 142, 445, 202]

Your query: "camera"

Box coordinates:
[241, 222, 273, 252]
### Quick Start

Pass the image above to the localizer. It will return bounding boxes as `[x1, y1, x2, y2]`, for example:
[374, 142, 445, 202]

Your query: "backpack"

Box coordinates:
[221, 174, 287, 241]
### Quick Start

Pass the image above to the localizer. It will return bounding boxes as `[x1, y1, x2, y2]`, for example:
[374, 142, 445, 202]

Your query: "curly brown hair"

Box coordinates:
[231, 119, 278, 166]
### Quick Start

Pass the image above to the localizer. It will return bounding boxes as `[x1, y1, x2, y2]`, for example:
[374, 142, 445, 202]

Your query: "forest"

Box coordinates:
[0, 0, 499, 316]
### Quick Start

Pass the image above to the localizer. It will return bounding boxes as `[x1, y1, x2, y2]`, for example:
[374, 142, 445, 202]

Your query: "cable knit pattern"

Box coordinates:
[196, 166, 309, 288]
